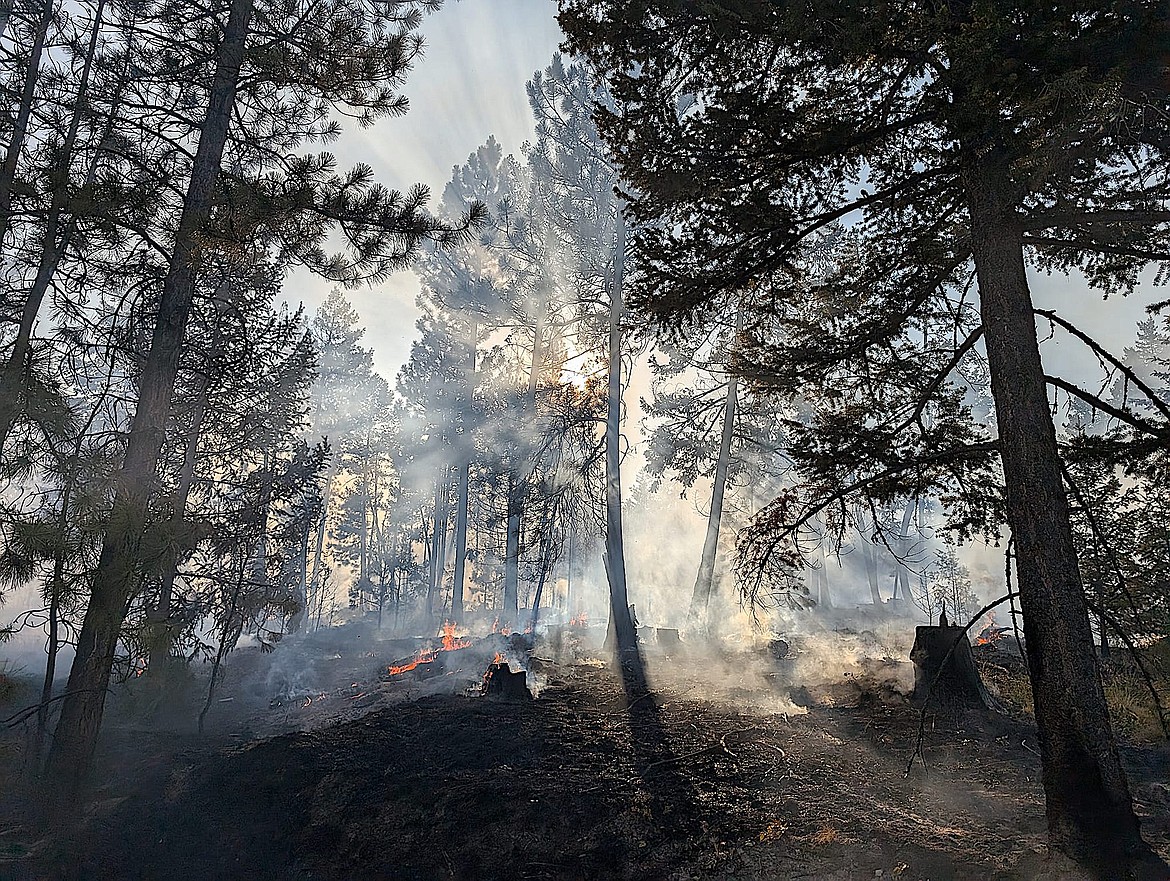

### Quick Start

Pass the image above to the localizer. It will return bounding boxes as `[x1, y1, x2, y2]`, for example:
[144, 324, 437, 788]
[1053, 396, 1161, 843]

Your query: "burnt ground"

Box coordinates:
[2, 641, 1170, 881]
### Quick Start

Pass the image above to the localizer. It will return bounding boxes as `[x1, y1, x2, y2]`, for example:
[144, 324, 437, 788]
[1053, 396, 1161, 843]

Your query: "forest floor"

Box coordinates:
[2, 629, 1170, 881]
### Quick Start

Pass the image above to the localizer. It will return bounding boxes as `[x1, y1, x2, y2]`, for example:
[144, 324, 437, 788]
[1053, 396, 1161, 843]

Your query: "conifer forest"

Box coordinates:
[2, 1, 1170, 879]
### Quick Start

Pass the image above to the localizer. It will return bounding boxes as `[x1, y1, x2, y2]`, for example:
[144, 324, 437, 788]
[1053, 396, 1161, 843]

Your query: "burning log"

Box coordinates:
[910, 614, 991, 711]
[482, 657, 531, 700]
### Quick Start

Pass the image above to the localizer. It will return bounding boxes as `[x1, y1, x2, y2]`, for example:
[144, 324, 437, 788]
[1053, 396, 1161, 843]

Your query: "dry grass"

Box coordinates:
[980, 656, 1170, 744]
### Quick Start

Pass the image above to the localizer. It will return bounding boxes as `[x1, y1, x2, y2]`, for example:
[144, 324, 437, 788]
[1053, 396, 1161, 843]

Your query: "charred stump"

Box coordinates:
[910, 621, 990, 711]
[655, 628, 682, 657]
[483, 661, 531, 700]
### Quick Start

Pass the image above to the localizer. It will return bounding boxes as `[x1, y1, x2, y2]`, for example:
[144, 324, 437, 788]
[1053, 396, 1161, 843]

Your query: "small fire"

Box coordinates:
[387, 648, 438, 676]
[490, 616, 511, 636]
[569, 611, 588, 627]
[133, 657, 147, 678]
[975, 612, 1009, 646]
[482, 652, 508, 690]
[440, 620, 471, 652]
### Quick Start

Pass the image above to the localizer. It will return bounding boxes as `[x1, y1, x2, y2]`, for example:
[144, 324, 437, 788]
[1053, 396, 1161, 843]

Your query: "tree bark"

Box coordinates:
[146, 387, 209, 674]
[861, 528, 882, 607]
[502, 473, 521, 622]
[45, 0, 255, 806]
[604, 212, 636, 655]
[451, 318, 476, 623]
[503, 308, 547, 625]
[427, 468, 449, 618]
[306, 463, 337, 629]
[689, 370, 738, 623]
[964, 156, 1146, 872]
[893, 501, 915, 601]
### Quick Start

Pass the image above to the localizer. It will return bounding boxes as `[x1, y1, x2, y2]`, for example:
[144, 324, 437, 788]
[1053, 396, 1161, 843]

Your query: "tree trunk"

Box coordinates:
[965, 156, 1146, 872]
[147, 388, 209, 673]
[689, 371, 738, 623]
[817, 521, 833, 609]
[451, 318, 476, 623]
[604, 212, 636, 655]
[893, 501, 915, 601]
[427, 469, 449, 618]
[861, 527, 882, 606]
[503, 473, 521, 622]
[45, 0, 255, 806]
[503, 312, 545, 624]
[306, 463, 337, 629]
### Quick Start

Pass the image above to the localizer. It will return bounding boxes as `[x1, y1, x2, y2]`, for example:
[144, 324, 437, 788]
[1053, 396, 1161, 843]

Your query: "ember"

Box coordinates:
[975, 613, 1010, 646]
[387, 649, 438, 676]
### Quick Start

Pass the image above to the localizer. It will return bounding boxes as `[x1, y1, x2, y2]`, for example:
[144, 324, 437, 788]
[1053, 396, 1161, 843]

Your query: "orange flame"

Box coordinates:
[440, 620, 471, 652]
[569, 611, 587, 627]
[482, 652, 508, 690]
[387, 648, 438, 676]
[975, 612, 1006, 645]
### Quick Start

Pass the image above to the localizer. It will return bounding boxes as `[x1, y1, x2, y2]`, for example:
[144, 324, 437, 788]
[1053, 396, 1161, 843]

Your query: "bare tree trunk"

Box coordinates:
[198, 558, 246, 735]
[689, 373, 737, 623]
[965, 155, 1146, 872]
[604, 212, 636, 655]
[37, 507, 68, 765]
[306, 464, 336, 629]
[45, 0, 255, 806]
[502, 473, 521, 622]
[427, 469, 449, 618]
[503, 312, 546, 624]
[451, 318, 476, 623]
[892, 501, 915, 600]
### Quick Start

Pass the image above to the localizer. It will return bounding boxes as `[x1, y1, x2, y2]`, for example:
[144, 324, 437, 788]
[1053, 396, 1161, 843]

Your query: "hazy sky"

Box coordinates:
[286, 0, 564, 379]
[284, 0, 1166, 394]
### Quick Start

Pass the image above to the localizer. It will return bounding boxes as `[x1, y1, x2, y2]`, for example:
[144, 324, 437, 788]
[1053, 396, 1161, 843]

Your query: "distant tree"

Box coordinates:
[919, 542, 978, 625]
[526, 55, 640, 655]
[642, 303, 794, 625]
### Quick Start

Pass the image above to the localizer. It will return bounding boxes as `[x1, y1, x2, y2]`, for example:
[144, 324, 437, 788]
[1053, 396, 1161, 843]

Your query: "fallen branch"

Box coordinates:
[2, 688, 111, 729]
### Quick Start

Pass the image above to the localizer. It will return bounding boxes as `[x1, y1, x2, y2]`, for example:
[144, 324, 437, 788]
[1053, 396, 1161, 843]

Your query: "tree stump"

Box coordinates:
[483, 661, 531, 700]
[656, 628, 682, 656]
[910, 624, 990, 710]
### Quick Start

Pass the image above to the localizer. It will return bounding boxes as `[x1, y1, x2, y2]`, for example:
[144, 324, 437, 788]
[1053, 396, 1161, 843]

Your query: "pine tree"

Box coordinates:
[560, 1, 1170, 871]
[45, 0, 479, 803]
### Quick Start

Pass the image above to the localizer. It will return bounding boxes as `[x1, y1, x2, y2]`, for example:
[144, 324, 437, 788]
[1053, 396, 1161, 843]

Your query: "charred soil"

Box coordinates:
[5, 659, 1170, 881]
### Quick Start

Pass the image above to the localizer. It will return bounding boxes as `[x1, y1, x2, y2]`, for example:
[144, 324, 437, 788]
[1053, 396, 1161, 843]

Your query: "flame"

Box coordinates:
[387, 648, 438, 676]
[490, 616, 511, 635]
[440, 620, 471, 652]
[482, 652, 508, 690]
[975, 612, 1007, 645]
[569, 611, 587, 627]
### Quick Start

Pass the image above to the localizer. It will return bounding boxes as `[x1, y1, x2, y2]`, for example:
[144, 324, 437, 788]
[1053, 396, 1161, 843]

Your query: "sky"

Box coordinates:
[284, 0, 565, 380]
[281, 0, 1166, 394]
